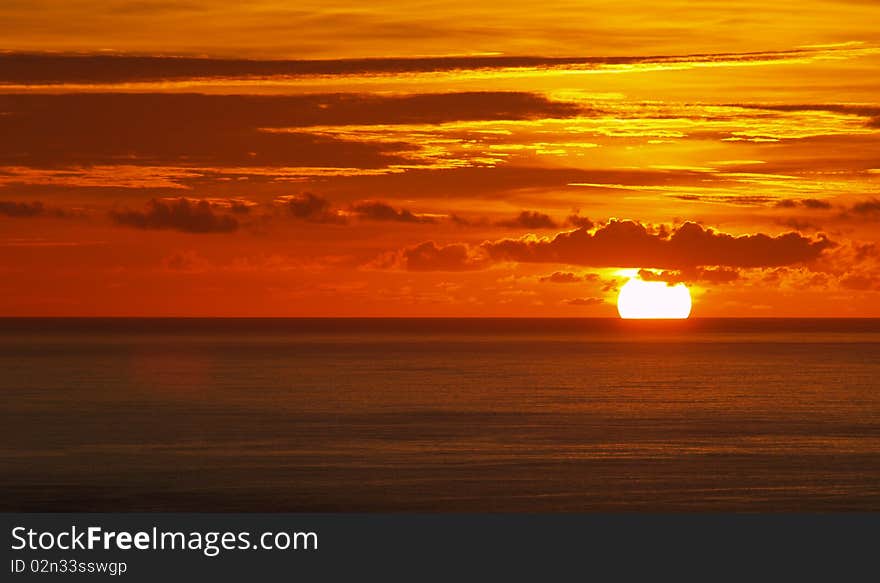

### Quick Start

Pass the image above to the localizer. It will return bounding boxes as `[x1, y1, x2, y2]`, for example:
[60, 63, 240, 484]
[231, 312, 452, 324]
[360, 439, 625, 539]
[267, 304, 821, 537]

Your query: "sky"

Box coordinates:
[1, 1, 879, 316]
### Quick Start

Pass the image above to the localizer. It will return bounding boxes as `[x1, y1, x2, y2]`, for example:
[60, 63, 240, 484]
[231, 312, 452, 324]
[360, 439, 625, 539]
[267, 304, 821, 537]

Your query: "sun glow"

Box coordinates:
[617, 278, 692, 319]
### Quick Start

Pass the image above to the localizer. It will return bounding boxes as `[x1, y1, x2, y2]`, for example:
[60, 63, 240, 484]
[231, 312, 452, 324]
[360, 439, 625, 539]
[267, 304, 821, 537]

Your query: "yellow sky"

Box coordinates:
[1, 1, 879, 316]
[3, 1, 879, 57]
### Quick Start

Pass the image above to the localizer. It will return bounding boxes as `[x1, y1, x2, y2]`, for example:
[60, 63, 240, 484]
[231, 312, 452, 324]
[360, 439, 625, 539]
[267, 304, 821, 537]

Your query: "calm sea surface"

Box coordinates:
[2, 318, 879, 511]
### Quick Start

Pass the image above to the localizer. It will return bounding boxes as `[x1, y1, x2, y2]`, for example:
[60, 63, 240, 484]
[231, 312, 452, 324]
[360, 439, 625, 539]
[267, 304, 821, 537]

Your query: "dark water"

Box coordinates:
[2, 318, 879, 512]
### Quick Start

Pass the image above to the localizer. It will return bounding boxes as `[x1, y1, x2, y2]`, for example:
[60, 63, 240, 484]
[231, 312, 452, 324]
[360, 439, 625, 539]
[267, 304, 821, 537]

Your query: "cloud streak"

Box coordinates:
[0, 92, 580, 169]
[732, 104, 880, 129]
[0, 46, 864, 85]
[496, 211, 558, 229]
[350, 201, 437, 223]
[0, 200, 57, 217]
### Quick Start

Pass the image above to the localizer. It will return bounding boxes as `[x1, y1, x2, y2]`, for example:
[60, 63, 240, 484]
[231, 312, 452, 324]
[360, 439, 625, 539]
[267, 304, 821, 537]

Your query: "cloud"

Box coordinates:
[110, 198, 238, 233]
[315, 165, 731, 202]
[277, 193, 346, 224]
[539, 271, 584, 283]
[350, 201, 437, 223]
[277, 194, 440, 225]
[226, 200, 254, 214]
[847, 198, 880, 218]
[638, 267, 740, 285]
[566, 214, 594, 229]
[399, 241, 487, 271]
[733, 103, 880, 129]
[774, 198, 832, 209]
[774, 217, 822, 232]
[839, 273, 880, 291]
[0, 94, 431, 169]
[0, 92, 581, 168]
[496, 210, 557, 229]
[482, 220, 834, 269]
[671, 194, 775, 206]
[0, 48, 855, 84]
[385, 221, 833, 273]
[448, 214, 490, 227]
[0, 200, 47, 217]
[801, 199, 833, 210]
[0, 199, 73, 218]
[564, 297, 604, 306]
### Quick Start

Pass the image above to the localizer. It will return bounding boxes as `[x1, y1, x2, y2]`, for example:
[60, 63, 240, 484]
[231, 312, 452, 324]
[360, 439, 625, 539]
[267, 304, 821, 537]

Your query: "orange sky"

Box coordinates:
[1, 1, 879, 316]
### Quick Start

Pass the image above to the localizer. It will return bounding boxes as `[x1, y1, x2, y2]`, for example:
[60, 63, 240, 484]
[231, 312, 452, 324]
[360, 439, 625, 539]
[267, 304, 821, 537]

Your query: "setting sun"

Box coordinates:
[617, 278, 692, 319]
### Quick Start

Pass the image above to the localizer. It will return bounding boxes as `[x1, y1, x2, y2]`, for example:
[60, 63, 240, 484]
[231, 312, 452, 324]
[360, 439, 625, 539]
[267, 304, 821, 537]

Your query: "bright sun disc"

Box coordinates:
[617, 278, 692, 319]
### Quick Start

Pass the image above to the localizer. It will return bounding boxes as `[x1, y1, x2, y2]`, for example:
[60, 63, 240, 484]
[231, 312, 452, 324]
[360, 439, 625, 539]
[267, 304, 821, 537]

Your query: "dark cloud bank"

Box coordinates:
[0, 92, 579, 168]
[393, 220, 833, 271]
[110, 198, 239, 233]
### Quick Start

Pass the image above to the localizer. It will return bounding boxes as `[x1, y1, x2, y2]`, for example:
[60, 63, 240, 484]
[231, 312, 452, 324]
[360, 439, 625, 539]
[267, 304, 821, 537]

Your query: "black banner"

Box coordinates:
[1, 513, 876, 580]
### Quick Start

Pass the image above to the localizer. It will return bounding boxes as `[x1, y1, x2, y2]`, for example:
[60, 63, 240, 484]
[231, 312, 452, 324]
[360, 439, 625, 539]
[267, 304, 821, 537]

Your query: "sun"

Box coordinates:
[617, 277, 692, 319]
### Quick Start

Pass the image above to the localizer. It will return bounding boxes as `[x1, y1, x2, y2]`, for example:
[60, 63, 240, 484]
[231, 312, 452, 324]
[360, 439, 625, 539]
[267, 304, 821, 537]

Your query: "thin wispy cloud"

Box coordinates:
[1, 45, 873, 85]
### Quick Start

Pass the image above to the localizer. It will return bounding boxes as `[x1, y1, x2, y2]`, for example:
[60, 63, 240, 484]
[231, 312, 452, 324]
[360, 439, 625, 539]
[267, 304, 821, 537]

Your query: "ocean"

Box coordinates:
[2, 318, 879, 511]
